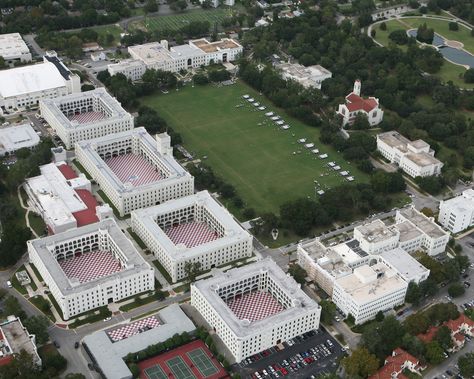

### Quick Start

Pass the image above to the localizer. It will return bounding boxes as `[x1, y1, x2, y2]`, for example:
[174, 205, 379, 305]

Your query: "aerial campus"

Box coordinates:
[1, 0, 474, 379]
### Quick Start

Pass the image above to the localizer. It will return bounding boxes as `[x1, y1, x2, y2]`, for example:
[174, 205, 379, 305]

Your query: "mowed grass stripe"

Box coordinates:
[142, 10, 231, 31]
[141, 82, 369, 213]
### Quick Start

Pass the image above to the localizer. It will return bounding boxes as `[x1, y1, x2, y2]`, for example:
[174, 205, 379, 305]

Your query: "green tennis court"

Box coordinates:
[144, 365, 167, 379]
[167, 356, 196, 379]
[187, 348, 219, 377]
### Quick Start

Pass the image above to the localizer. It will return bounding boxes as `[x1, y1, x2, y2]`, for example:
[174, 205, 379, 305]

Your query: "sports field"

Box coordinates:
[132, 9, 234, 32]
[141, 82, 369, 214]
[139, 340, 228, 379]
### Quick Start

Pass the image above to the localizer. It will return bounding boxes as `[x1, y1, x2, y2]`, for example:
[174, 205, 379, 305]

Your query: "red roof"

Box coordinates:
[345, 93, 378, 113]
[57, 164, 78, 180]
[369, 349, 419, 379]
[445, 314, 474, 332]
[454, 332, 465, 343]
[72, 189, 99, 227]
[0, 355, 13, 367]
[417, 326, 439, 343]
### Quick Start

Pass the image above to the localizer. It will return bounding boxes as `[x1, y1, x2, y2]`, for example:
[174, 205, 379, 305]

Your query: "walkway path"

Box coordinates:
[17, 185, 39, 238]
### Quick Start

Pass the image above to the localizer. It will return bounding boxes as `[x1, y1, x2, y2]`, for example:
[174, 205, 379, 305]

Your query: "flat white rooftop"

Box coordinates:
[192, 258, 320, 337]
[355, 219, 398, 244]
[0, 33, 30, 60]
[441, 189, 474, 214]
[398, 206, 447, 239]
[0, 123, 40, 155]
[0, 60, 67, 98]
[380, 247, 430, 281]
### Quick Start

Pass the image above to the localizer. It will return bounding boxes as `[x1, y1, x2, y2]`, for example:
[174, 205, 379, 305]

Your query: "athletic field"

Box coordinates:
[139, 340, 229, 379]
[141, 82, 368, 214]
[132, 9, 234, 32]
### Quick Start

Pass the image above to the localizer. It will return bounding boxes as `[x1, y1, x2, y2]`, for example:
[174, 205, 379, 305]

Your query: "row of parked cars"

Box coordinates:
[252, 340, 336, 379]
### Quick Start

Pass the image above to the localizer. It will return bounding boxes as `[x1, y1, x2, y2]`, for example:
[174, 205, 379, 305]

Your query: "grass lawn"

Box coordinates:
[373, 18, 474, 89]
[88, 25, 123, 46]
[132, 8, 235, 32]
[141, 82, 369, 214]
[28, 212, 46, 236]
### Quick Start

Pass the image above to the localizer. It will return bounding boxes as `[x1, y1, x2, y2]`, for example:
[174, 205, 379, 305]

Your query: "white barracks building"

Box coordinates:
[75, 127, 194, 216]
[131, 191, 253, 282]
[28, 219, 154, 320]
[191, 258, 321, 362]
[376, 131, 443, 178]
[108, 38, 242, 81]
[438, 189, 474, 233]
[40, 88, 133, 149]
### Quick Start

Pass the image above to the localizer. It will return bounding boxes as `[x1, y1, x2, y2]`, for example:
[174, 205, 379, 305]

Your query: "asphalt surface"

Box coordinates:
[233, 328, 345, 379]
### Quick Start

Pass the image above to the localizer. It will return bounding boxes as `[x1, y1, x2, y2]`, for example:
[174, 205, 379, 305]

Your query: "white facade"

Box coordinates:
[353, 219, 400, 255]
[337, 80, 383, 126]
[377, 131, 443, 178]
[275, 62, 332, 90]
[0, 122, 40, 156]
[108, 38, 242, 80]
[75, 128, 194, 216]
[191, 258, 321, 362]
[40, 88, 133, 149]
[131, 190, 253, 282]
[332, 262, 408, 325]
[200, 0, 234, 7]
[0, 53, 80, 114]
[438, 189, 474, 233]
[0, 33, 32, 65]
[28, 219, 154, 320]
[396, 206, 449, 256]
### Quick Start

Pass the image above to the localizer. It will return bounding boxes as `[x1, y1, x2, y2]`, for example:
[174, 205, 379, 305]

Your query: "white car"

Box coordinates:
[6, 281, 12, 288]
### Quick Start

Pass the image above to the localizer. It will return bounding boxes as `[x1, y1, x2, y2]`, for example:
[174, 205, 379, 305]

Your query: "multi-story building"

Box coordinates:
[0, 52, 80, 114]
[108, 38, 242, 81]
[379, 248, 430, 284]
[40, 88, 133, 149]
[336, 80, 383, 127]
[131, 190, 253, 282]
[0, 33, 32, 65]
[376, 131, 443, 178]
[28, 219, 154, 320]
[0, 122, 40, 157]
[25, 162, 112, 234]
[353, 219, 400, 255]
[191, 258, 321, 362]
[274, 62, 332, 90]
[199, 0, 234, 7]
[396, 206, 449, 256]
[75, 128, 194, 216]
[438, 189, 474, 233]
[332, 261, 408, 324]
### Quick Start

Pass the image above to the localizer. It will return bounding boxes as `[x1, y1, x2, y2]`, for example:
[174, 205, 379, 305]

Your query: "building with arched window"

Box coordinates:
[75, 127, 194, 216]
[191, 258, 321, 363]
[131, 191, 253, 282]
[39, 88, 134, 149]
[28, 219, 154, 320]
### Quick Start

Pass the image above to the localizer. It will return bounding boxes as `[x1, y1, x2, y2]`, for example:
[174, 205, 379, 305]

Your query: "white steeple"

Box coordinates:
[353, 79, 361, 96]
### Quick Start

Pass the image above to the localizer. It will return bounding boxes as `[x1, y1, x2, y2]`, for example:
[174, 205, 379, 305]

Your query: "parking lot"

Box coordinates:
[232, 327, 345, 379]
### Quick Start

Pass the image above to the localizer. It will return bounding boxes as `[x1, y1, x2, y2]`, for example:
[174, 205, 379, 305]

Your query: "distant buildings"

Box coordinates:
[40, 88, 134, 149]
[28, 219, 154, 320]
[0, 316, 41, 367]
[75, 128, 194, 216]
[0, 33, 32, 65]
[191, 258, 321, 362]
[0, 123, 40, 156]
[337, 80, 383, 126]
[83, 304, 195, 379]
[438, 189, 474, 233]
[25, 162, 112, 234]
[274, 62, 332, 90]
[0, 52, 80, 115]
[108, 39, 242, 81]
[377, 131, 443, 178]
[332, 261, 408, 325]
[199, 0, 234, 7]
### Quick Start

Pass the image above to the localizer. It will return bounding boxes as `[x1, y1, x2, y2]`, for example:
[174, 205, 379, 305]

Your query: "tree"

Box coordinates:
[65, 374, 87, 379]
[341, 347, 379, 379]
[404, 312, 430, 335]
[464, 69, 474, 84]
[435, 325, 453, 350]
[375, 310, 385, 322]
[183, 261, 202, 283]
[458, 352, 474, 378]
[405, 282, 421, 305]
[320, 300, 336, 325]
[169, 0, 187, 11]
[23, 315, 50, 345]
[420, 207, 434, 218]
[4, 296, 26, 320]
[416, 23, 434, 44]
[448, 282, 465, 298]
[448, 22, 459, 31]
[380, 22, 387, 31]
[144, 0, 158, 13]
[389, 29, 409, 45]
[288, 265, 307, 285]
[425, 341, 445, 364]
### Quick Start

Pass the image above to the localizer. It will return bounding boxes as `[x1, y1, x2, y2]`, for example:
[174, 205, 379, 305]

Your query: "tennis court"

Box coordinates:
[144, 365, 167, 379]
[167, 356, 196, 379]
[187, 348, 219, 377]
[138, 340, 229, 379]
